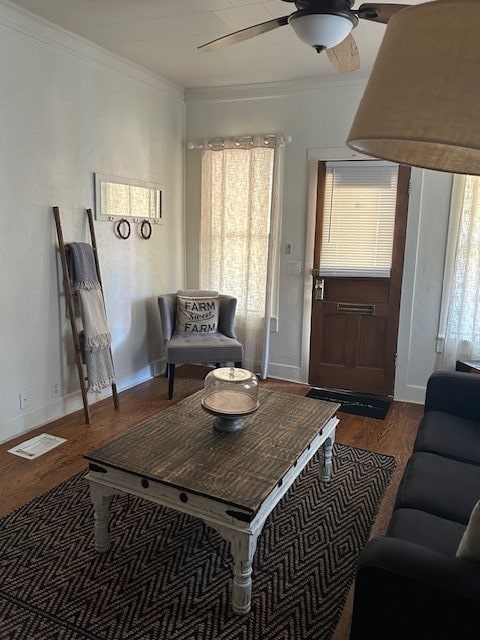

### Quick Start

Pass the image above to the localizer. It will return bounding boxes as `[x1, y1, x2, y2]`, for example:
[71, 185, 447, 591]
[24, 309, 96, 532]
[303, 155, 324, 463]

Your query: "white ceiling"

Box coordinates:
[9, 0, 424, 89]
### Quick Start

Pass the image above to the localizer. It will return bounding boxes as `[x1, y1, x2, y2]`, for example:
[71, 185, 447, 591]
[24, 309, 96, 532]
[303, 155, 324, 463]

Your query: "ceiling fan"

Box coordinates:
[199, 0, 411, 73]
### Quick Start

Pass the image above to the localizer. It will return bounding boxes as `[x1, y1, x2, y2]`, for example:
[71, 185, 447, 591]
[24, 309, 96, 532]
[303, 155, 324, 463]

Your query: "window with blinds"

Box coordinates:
[320, 160, 399, 277]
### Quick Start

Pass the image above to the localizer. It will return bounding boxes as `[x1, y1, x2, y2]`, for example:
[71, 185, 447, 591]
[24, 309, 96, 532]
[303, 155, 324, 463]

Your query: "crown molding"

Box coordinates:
[184, 73, 370, 103]
[0, 0, 184, 102]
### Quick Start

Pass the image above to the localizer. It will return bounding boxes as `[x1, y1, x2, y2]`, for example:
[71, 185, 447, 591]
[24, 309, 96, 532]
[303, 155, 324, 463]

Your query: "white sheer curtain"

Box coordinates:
[438, 175, 480, 369]
[199, 135, 284, 376]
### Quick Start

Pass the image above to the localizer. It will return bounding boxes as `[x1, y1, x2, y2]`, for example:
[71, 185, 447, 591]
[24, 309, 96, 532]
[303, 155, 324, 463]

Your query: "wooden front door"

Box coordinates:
[308, 163, 410, 396]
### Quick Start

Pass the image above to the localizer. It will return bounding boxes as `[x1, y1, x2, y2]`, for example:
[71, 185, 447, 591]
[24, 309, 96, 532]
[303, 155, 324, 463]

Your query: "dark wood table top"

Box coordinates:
[85, 389, 338, 515]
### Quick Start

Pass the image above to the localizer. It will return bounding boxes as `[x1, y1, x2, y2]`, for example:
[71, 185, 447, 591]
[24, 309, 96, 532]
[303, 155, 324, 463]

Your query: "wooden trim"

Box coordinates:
[384, 165, 411, 393]
[313, 161, 327, 270]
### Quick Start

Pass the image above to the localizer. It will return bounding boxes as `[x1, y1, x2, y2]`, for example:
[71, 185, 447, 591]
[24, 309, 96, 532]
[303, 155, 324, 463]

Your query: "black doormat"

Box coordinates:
[0, 444, 395, 640]
[306, 387, 391, 420]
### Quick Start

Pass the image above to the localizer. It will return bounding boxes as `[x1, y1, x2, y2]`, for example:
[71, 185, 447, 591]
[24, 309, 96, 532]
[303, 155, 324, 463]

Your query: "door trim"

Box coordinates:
[383, 164, 411, 392]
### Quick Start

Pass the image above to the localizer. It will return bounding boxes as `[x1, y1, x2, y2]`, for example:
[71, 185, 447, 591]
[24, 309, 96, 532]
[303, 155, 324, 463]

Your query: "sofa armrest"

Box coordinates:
[350, 536, 480, 640]
[424, 371, 480, 421]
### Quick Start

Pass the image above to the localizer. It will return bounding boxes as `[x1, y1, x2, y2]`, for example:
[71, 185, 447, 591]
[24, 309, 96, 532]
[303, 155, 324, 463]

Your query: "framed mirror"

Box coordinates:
[95, 173, 163, 222]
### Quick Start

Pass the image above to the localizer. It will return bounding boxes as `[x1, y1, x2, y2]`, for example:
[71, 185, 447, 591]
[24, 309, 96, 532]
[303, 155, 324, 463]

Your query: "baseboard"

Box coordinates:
[0, 363, 426, 445]
[0, 363, 156, 446]
[151, 358, 167, 378]
[393, 383, 426, 405]
[268, 368, 426, 405]
[267, 363, 303, 383]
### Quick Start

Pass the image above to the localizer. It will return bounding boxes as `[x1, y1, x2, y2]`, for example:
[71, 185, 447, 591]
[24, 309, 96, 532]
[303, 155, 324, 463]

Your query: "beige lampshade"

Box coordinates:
[347, 1, 480, 175]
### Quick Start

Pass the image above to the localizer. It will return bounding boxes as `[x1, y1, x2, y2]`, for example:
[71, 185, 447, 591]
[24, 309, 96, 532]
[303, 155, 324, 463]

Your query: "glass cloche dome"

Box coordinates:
[202, 367, 259, 432]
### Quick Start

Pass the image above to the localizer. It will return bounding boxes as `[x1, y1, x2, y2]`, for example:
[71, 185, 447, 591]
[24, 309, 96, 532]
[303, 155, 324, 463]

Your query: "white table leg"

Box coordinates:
[89, 482, 113, 552]
[322, 428, 336, 481]
[322, 436, 333, 481]
[213, 525, 261, 614]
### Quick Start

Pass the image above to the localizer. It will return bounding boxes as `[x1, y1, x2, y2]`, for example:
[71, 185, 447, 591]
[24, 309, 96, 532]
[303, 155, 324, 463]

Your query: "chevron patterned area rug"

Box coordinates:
[0, 444, 395, 640]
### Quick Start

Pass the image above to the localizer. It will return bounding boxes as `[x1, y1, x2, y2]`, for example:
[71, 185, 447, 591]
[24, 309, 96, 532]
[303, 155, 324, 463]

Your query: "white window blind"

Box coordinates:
[320, 161, 399, 277]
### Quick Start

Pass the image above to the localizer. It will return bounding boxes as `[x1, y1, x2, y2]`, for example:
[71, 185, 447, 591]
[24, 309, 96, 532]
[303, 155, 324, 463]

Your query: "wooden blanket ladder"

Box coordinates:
[53, 206, 119, 423]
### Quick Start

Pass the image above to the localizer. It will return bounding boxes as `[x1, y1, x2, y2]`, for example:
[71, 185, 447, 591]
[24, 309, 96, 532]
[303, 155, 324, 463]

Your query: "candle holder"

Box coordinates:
[202, 367, 259, 432]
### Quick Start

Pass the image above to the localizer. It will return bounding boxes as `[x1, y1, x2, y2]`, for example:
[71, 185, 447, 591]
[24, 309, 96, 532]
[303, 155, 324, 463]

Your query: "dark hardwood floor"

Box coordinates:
[0, 365, 424, 639]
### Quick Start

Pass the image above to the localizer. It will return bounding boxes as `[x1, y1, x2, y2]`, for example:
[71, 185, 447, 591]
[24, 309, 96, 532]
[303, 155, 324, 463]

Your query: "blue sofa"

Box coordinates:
[349, 371, 480, 640]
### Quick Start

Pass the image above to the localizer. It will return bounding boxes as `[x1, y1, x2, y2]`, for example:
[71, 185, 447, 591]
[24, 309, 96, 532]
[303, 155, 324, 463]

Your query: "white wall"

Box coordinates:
[185, 79, 453, 403]
[0, 2, 186, 443]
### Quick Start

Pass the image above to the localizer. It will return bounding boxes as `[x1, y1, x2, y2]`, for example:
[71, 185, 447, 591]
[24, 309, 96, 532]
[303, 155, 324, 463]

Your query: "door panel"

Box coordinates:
[321, 314, 347, 364]
[310, 277, 390, 393]
[357, 315, 386, 369]
[309, 164, 410, 396]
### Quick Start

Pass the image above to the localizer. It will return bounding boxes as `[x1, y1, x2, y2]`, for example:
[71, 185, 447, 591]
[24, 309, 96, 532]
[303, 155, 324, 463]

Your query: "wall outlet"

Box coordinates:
[52, 380, 61, 398]
[19, 391, 28, 410]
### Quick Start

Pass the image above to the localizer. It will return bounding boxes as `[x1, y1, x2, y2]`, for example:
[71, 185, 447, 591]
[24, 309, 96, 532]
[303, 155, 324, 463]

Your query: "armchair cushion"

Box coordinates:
[175, 293, 219, 334]
[166, 332, 243, 364]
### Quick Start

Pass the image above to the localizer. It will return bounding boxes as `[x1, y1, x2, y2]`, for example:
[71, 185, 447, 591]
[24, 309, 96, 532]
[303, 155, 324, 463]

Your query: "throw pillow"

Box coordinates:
[175, 295, 220, 334]
[456, 500, 480, 562]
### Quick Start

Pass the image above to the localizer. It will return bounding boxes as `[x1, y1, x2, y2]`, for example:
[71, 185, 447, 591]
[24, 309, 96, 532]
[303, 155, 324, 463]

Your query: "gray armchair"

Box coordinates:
[157, 289, 243, 399]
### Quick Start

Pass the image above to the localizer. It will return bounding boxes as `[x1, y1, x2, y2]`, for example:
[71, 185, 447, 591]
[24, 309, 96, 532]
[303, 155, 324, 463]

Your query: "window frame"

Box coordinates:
[94, 173, 163, 223]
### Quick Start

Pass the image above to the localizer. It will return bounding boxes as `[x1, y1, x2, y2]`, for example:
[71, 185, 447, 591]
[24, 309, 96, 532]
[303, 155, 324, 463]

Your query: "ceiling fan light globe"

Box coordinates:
[289, 13, 354, 50]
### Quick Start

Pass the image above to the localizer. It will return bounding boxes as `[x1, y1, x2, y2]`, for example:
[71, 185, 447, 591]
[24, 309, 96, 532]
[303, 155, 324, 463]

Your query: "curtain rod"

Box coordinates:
[186, 133, 293, 150]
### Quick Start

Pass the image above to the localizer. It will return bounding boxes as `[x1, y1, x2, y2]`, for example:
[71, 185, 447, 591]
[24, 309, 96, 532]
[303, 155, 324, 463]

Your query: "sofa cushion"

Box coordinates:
[395, 452, 480, 524]
[457, 500, 480, 562]
[415, 411, 480, 465]
[387, 508, 466, 556]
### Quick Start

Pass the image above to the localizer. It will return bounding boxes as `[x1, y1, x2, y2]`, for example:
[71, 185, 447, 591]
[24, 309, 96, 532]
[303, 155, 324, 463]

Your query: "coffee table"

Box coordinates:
[85, 389, 339, 614]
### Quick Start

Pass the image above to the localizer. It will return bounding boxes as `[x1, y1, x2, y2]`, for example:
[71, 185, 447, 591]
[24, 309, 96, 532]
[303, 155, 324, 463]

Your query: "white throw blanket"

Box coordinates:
[78, 288, 115, 392]
[67, 242, 115, 392]
[77, 288, 111, 350]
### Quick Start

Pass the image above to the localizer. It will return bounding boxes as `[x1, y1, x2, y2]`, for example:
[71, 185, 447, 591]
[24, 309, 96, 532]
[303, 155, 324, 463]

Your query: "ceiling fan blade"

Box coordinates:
[326, 33, 360, 73]
[199, 16, 289, 51]
[356, 3, 411, 24]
